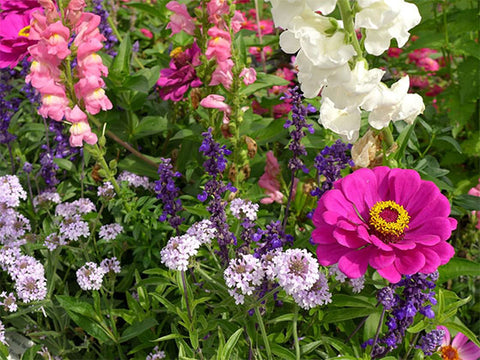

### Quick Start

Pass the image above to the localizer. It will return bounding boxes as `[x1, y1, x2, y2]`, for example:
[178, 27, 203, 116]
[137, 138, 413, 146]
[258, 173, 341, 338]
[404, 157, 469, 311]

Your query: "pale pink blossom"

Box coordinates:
[166, 1, 195, 35]
[65, 0, 86, 26]
[468, 178, 480, 230]
[259, 151, 284, 204]
[200, 94, 231, 123]
[231, 11, 246, 33]
[206, 27, 232, 62]
[67, 106, 97, 147]
[74, 76, 112, 114]
[209, 59, 233, 88]
[240, 67, 257, 85]
[42, 21, 71, 59]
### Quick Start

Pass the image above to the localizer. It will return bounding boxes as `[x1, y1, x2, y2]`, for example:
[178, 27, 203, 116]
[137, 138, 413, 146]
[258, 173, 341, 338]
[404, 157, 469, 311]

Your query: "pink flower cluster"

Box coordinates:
[468, 178, 480, 230]
[26, 0, 111, 147]
[258, 151, 284, 204]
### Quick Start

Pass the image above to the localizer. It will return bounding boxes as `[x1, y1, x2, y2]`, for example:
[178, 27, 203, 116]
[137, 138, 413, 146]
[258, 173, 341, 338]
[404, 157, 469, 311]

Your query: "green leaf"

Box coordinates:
[329, 295, 375, 308]
[270, 343, 296, 360]
[240, 73, 289, 96]
[452, 194, 480, 211]
[111, 36, 132, 74]
[125, 2, 164, 18]
[20, 344, 43, 360]
[267, 313, 295, 324]
[181, 205, 210, 218]
[323, 307, 376, 323]
[437, 136, 462, 153]
[123, 75, 150, 93]
[53, 158, 75, 172]
[221, 328, 243, 359]
[56, 295, 99, 320]
[117, 154, 159, 178]
[155, 333, 186, 342]
[438, 257, 480, 283]
[65, 310, 114, 343]
[171, 129, 195, 141]
[120, 317, 158, 343]
[300, 340, 323, 355]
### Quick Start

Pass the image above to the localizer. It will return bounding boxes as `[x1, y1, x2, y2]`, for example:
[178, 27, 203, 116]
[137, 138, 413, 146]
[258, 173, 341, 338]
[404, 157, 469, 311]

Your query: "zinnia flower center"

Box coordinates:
[368, 200, 410, 243]
[441, 345, 459, 360]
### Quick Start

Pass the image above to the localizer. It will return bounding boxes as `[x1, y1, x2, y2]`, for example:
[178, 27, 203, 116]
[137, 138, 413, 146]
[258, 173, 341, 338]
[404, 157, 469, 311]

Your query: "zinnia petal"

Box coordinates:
[394, 250, 425, 275]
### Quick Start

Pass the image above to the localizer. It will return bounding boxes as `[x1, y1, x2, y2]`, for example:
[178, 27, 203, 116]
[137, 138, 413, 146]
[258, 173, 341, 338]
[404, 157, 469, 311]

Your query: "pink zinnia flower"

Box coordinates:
[312, 167, 457, 283]
[165, 1, 195, 35]
[387, 47, 403, 58]
[436, 326, 480, 360]
[0, 1, 40, 68]
[259, 151, 284, 204]
[157, 42, 202, 101]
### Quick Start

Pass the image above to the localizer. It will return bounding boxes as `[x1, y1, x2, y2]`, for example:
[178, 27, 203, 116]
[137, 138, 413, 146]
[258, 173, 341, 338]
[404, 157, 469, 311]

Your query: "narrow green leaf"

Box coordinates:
[111, 35, 132, 74]
[270, 343, 296, 360]
[438, 257, 480, 283]
[323, 307, 376, 323]
[155, 333, 186, 342]
[53, 158, 75, 171]
[221, 328, 243, 359]
[444, 321, 480, 348]
[452, 194, 480, 211]
[437, 136, 462, 153]
[120, 317, 158, 343]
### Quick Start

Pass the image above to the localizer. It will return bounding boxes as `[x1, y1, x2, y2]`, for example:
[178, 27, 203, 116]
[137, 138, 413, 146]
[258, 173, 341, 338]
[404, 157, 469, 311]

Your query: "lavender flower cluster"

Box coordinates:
[91, 0, 118, 56]
[197, 128, 236, 263]
[283, 87, 315, 173]
[118, 171, 154, 190]
[0, 175, 47, 305]
[160, 220, 217, 271]
[329, 263, 365, 293]
[311, 139, 354, 197]
[155, 158, 183, 230]
[224, 248, 331, 309]
[76, 257, 121, 291]
[365, 272, 440, 358]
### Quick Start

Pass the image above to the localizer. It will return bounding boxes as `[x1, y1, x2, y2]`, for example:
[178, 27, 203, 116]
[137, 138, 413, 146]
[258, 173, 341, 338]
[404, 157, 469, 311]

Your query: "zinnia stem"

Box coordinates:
[293, 304, 301, 360]
[254, 306, 273, 360]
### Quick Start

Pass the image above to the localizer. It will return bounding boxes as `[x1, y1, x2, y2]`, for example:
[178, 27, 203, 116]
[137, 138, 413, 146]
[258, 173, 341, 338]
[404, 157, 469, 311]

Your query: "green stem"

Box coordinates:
[337, 0, 364, 61]
[107, 16, 145, 69]
[381, 126, 395, 149]
[293, 304, 301, 360]
[254, 306, 272, 360]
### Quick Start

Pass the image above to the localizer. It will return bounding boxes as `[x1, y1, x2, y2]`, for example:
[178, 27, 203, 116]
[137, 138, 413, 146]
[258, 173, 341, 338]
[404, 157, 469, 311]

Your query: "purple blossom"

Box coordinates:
[160, 234, 201, 271]
[33, 190, 61, 208]
[311, 139, 354, 198]
[146, 346, 166, 360]
[76, 262, 107, 291]
[97, 181, 115, 199]
[155, 158, 183, 230]
[271, 249, 319, 295]
[99, 223, 123, 241]
[91, 0, 118, 56]
[224, 254, 265, 304]
[0, 208, 30, 245]
[10, 255, 47, 303]
[0, 175, 27, 208]
[199, 128, 231, 177]
[291, 273, 332, 309]
[417, 329, 445, 356]
[100, 257, 121, 274]
[0, 291, 17, 312]
[253, 220, 293, 258]
[44, 233, 67, 251]
[283, 87, 315, 173]
[117, 171, 153, 190]
[186, 219, 217, 245]
[58, 215, 90, 241]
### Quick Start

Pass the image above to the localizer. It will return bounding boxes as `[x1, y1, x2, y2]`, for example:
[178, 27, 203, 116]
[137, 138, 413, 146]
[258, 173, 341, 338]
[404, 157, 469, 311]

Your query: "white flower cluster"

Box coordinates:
[229, 198, 259, 221]
[267, 0, 424, 141]
[161, 220, 217, 271]
[224, 248, 332, 309]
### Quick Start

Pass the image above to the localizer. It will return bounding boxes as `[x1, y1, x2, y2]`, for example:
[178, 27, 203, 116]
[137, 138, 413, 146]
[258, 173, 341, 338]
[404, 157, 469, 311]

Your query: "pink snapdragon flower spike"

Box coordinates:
[66, 106, 97, 147]
[200, 94, 231, 124]
[240, 67, 257, 85]
[436, 326, 480, 360]
[165, 1, 195, 35]
[65, 0, 85, 26]
[259, 151, 284, 204]
[312, 167, 457, 283]
[74, 76, 112, 114]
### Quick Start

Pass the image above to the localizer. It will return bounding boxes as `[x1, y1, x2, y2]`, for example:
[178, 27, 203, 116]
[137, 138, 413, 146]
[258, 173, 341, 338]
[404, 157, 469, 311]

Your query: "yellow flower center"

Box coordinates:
[369, 200, 410, 243]
[441, 345, 459, 360]
[18, 25, 31, 37]
[170, 47, 183, 58]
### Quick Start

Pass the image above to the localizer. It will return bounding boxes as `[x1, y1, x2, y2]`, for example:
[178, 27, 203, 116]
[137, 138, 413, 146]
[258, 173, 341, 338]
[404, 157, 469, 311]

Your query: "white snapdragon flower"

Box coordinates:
[267, 0, 338, 29]
[321, 61, 385, 108]
[362, 76, 425, 129]
[279, 11, 356, 69]
[355, 0, 421, 56]
[319, 97, 362, 142]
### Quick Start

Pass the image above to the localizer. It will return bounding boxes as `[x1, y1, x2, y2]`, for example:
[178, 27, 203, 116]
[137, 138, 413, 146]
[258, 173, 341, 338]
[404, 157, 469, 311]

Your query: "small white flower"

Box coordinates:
[224, 254, 265, 304]
[319, 97, 362, 142]
[160, 235, 201, 271]
[355, 0, 421, 55]
[362, 76, 425, 129]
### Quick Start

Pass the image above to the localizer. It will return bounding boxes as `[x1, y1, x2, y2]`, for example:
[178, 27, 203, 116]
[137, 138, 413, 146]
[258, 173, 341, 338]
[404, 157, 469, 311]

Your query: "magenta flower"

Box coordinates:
[0, 1, 40, 68]
[312, 167, 457, 283]
[437, 326, 480, 360]
[157, 42, 202, 101]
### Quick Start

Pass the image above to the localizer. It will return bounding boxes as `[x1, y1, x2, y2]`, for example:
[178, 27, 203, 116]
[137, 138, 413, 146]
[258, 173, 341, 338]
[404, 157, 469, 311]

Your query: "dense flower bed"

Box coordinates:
[0, 0, 479, 359]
